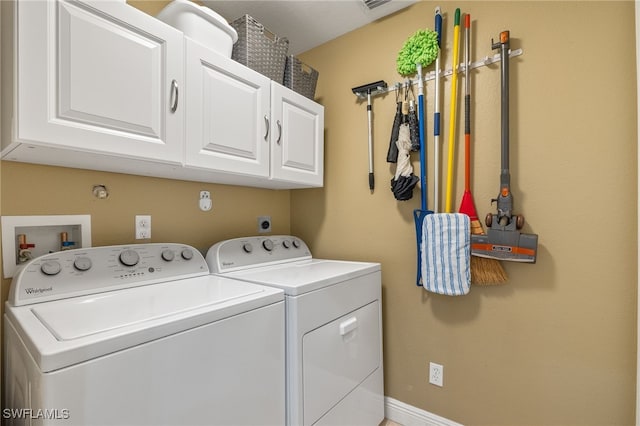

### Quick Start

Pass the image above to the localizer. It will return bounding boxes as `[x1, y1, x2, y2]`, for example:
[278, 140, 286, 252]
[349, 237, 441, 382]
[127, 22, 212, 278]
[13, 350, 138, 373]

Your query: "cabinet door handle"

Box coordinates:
[276, 120, 282, 145]
[170, 79, 179, 113]
[263, 115, 270, 141]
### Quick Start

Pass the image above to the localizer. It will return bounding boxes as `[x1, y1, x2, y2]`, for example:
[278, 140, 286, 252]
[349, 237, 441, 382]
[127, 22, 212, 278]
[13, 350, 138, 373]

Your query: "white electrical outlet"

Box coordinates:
[429, 362, 443, 387]
[135, 215, 151, 239]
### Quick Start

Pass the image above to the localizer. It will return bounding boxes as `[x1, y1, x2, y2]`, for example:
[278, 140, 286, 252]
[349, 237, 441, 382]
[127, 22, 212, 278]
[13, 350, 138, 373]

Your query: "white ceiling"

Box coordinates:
[202, 0, 418, 55]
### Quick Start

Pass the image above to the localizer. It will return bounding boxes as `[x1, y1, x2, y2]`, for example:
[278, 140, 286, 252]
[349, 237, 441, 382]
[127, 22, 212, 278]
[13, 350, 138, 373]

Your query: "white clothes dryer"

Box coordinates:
[4, 243, 285, 426]
[206, 236, 384, 426]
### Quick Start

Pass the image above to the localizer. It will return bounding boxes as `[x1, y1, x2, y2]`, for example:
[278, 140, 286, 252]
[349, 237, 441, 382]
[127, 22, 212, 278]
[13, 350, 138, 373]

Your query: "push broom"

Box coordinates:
[351, 81, 388, 192]
[457, 14, 507, 285]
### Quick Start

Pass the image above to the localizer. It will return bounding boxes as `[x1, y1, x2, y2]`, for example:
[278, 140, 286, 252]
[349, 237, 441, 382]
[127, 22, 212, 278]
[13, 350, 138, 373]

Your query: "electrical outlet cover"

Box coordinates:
[135, 215, 152, 239]
[429, 362, 443, 387]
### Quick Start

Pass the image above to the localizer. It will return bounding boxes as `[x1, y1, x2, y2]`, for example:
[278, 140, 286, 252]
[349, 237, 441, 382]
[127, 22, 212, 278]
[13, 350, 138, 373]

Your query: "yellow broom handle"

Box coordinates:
[445, 8, 461, 213]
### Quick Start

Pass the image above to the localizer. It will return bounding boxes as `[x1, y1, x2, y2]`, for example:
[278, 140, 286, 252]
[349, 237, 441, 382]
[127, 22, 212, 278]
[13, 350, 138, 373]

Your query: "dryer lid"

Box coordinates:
[223, 259, 380, 296]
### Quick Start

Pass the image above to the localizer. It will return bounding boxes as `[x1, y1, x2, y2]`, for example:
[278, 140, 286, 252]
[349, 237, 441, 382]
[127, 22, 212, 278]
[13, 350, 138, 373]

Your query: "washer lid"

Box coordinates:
[32, 275, 264, 340]
[6, 275, 283, 372]
[222, 259, 380, 296]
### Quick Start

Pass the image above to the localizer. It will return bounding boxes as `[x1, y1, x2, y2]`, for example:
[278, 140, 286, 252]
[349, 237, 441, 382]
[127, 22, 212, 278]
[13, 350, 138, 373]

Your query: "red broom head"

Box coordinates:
[459, 190, 479, 222]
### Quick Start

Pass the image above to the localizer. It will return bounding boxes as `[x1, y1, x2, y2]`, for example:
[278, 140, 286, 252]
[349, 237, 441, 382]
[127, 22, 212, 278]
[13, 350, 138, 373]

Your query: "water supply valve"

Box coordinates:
[17, 234, 35, 264]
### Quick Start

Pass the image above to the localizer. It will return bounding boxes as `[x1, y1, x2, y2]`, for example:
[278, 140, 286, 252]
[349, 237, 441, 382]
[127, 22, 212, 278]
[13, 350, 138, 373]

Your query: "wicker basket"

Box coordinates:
[284, 56, 319, 100]
[230, 15, 289, 82]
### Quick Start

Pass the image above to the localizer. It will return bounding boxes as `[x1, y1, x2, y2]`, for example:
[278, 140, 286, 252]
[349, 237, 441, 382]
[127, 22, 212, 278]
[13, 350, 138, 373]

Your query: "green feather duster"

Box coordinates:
[397, 29, 439, 76]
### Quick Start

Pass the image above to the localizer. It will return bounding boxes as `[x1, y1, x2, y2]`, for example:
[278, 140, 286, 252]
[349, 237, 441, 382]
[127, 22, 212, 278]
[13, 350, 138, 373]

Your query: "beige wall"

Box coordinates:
[0, 163, 291, 300]
[293, 1, 638, 424]
[0, 0, 637, 425]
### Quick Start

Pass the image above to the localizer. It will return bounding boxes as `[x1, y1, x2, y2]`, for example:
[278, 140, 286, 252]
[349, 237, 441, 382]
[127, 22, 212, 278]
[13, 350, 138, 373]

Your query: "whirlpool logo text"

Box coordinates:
[24, 286, 53, 295]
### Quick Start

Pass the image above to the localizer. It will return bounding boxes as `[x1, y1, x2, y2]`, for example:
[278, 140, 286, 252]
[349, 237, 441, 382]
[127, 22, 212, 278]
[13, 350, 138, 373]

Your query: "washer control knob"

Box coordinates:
[119, 249, 140, 267]
[73, 256, 92, 271]
[181, 249, 194, 260]
[262, 239, 274, 251]
[282, 240, 291, 249]
[41, 260, 62, 276]
[161, 249, 175, 262]
[242, 243, 253, 253]
[292, 239, 301, 248]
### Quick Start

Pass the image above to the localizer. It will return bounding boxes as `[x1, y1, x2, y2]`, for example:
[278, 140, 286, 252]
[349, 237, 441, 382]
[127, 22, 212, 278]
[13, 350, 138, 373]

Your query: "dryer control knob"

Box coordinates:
[292, 239, 301, 248]
[161, 249, 175, 262]
[119, 249, 140, 267]
[242, 243, 253, 253]
[181, 249, 194, 260]
[73, 256, 92, 271]
[282, 240, 291, 249]
[262, 239, 274, 251]
[41, 260, 62, 276]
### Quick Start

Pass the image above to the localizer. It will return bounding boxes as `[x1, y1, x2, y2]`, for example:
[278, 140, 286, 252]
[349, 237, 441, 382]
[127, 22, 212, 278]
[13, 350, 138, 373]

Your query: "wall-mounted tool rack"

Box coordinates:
[352, 49, 523, 99]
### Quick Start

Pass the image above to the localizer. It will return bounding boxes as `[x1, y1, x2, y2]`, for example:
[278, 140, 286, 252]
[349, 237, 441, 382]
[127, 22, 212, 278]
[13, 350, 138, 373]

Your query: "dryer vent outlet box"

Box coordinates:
[1, 215, 92, 278]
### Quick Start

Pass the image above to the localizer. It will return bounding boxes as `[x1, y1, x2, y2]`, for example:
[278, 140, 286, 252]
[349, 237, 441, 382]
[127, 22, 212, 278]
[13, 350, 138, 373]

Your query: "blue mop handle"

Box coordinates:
[434, 9, 442, 139]
[435, 9, 442, 48]
[417, 63, 427, 211]
[433, 7, 442, 213]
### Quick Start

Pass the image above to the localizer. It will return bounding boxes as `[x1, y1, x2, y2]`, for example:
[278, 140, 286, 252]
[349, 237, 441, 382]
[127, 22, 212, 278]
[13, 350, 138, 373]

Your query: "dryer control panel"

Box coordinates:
[8, 243, 208, 306]
[206, 235, 311, 273]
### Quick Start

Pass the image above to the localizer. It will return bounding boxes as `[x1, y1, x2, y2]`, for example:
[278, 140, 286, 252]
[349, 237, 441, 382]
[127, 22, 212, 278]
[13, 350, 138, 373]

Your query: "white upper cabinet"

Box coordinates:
[2, 0, 324, 188]
[185, 39, 324, 188]
[3, 0, 184, 165]
[270, 82, 324, 187]
[185, 39, 270, 178]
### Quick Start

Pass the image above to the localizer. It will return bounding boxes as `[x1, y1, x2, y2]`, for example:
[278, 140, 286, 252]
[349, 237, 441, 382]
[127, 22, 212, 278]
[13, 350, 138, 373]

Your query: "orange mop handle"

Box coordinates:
[464, 13, 471, 193]
[445, 8, 461, 213]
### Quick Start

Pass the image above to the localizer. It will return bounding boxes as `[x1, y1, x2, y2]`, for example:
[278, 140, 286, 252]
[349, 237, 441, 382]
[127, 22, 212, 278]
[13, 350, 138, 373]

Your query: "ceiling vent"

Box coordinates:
[362, 0, 392, 10]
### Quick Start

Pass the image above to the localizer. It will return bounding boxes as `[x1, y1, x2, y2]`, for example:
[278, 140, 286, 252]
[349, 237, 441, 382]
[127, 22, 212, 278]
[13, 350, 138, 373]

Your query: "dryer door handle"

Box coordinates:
[339, 317, 358, 336]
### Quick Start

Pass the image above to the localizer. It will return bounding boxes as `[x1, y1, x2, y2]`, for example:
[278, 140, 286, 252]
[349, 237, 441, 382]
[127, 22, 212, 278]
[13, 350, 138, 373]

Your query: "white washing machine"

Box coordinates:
[4, 243, 285, 426]
[206, 236, 384, 426]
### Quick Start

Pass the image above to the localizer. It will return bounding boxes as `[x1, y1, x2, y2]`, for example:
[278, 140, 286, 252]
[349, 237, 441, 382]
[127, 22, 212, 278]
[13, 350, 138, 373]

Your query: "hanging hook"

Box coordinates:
[404, 79, 411, 101]
[407, 79, 415, 102]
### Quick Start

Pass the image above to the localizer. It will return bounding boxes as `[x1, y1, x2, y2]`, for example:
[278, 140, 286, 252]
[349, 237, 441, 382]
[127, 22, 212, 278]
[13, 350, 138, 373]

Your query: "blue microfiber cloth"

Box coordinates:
[421, 213, 471, 295]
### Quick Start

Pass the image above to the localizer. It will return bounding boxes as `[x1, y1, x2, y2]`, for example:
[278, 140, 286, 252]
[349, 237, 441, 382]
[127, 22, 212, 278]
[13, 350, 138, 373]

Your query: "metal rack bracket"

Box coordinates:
[352, 48, 523, 99]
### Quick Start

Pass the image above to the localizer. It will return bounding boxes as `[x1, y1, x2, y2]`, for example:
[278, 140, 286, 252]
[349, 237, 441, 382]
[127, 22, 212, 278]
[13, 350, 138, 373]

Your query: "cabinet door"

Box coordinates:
[185, 39, 270, 178]
[15, 0, 183, 163]
[270, 83, 324, 187]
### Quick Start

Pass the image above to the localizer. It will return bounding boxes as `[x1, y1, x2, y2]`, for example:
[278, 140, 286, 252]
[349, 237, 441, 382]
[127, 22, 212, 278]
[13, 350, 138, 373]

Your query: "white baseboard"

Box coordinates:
[384, 397, 463, 426]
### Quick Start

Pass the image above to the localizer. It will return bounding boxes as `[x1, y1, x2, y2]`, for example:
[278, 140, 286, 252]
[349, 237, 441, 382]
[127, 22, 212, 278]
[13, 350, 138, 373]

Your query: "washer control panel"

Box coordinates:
[206, 235, 311, 273]
[9, 243, 208, 306]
